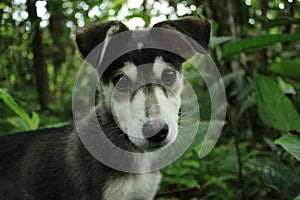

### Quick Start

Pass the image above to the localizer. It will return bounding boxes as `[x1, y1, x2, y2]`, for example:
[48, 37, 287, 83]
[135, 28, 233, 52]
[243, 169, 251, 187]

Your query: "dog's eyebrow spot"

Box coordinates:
[137, 42, 144, 49]
[153, 56, 168, 79]
[122, 61, 138, 81]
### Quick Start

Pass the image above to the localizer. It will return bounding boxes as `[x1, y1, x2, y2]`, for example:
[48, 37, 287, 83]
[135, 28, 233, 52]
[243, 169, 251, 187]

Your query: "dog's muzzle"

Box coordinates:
[142, 119, 169, 143]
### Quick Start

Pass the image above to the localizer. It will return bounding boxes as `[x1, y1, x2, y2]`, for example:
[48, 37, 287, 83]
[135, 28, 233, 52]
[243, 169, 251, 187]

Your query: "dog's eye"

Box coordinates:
[161, 69, 176, 86]
[113, 74, 132, 91]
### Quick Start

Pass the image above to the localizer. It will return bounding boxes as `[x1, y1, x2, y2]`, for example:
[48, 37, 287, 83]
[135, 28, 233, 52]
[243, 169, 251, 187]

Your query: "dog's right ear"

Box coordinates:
[75, 21, 129, 58]
[153, 17, 211, 55]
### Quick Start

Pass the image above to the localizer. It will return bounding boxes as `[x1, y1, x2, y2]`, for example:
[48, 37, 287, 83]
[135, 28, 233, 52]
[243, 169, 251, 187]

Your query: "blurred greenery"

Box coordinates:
[0, 88, 39, 131]
[0, 0, 300, 199]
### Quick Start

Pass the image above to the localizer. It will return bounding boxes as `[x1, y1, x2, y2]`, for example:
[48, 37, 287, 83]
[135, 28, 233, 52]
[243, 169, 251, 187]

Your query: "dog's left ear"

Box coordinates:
[75, 21, 129, 67]
[153, 17, 211, 54]
[75, 21, 129, 58]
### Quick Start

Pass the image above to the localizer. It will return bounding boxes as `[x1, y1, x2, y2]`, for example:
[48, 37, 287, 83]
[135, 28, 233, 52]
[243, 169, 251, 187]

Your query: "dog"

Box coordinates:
[0, 17, 211, 200]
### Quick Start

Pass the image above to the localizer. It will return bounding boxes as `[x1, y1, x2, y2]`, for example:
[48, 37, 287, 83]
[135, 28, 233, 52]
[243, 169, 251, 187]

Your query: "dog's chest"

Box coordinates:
[103, 172, 161, 200]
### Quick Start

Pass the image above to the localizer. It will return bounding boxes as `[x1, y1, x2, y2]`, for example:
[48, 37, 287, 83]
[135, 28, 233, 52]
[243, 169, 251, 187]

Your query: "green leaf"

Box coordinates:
[112, 0, 127, 12]
[210, 20, 219, 34]
[200, 71, 243, 121]
[0, 88, 31, 129]
[238, 95, 255, 118]
[0, 88, 39, 131]
[29, 112, 40, 130]
[275, 134, 300, 162]
[251, 158, 300, 198]
[277, 77, 296, 95]
[294, 195, 300, 200]
[0, 3, 6, 9]
[7, 117, 29, 131]
[222, 34, 300, 59]
[267, 17, 300, 28]
[183, 71, 201, 79]
[222, 71, 244, 87]
[254, 75, 300, 132]
[268, 59, 300, 79]
[210, 36, 232, 48]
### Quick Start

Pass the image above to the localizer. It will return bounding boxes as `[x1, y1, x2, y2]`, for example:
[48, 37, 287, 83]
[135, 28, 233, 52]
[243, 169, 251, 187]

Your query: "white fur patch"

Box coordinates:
[137, 42, 144, 49]
[122, 61, 138, 81]
[111, 57, 183, 150]
[113, 89, 145, 136]
[98, 25, 121, 67]
[103, 172, 161, 200]
[153, 56, 166, 80]
[154, 87, 180, 143]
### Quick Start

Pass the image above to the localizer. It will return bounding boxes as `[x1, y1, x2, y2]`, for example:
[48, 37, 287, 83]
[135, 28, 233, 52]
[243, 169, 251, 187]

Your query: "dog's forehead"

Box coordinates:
[130, 29, 151, 48]
[101, 29, 183, 82]
[118, 57, 171, 79]
[102, 48, 181, 78]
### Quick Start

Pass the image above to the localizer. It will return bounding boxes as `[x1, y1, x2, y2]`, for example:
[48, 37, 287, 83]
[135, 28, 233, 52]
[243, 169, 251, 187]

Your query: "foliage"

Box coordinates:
[275, 134, 300, 162]
[268, 59, 300, 79]
[0, 88, 39, 133]
[222, 34, 300, 59]
[0, 0, 300, 199]
[254, 75, 300, 133]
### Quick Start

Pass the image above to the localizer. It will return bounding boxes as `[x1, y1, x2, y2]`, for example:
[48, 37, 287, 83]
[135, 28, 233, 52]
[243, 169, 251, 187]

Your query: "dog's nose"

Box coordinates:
[142, 119, 169, 143]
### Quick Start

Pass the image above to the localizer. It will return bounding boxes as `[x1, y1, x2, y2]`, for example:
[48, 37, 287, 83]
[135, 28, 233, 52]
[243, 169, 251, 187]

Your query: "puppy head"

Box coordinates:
[75, 17, 211, 151]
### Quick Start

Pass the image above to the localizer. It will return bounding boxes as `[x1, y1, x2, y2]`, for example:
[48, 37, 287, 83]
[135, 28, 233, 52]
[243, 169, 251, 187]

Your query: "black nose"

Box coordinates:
[142, 120, 169, 143]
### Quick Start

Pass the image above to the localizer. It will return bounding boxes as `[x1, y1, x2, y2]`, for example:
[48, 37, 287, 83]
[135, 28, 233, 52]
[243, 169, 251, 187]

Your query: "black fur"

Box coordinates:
[75, 21, 129, 58]
[153, 17, 211, 53]
[0, 115, 132, 199]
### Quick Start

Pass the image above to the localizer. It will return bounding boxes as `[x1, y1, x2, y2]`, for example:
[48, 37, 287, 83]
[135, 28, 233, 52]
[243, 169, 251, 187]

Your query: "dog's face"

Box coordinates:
[75, 17, 211, 151]
[105, 54, 183, 150]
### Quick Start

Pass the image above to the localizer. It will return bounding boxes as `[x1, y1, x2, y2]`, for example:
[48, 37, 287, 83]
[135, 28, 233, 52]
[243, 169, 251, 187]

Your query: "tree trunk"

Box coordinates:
[47, 0, 67, 74]
[26, 0, 52, 108]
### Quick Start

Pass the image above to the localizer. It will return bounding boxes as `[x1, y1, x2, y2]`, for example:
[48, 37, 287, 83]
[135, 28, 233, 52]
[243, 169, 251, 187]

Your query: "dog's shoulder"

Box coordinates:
[0, 125, 72, 169]
[0, 125, 75, 199]
[0, 125, 71, 148]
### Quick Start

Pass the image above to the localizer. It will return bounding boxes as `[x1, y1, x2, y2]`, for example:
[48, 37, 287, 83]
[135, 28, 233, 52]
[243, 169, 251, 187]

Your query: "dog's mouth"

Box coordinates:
[128, 135, 172, 152]
[125, 119, 177, 151]
[143, 140, 170, 151]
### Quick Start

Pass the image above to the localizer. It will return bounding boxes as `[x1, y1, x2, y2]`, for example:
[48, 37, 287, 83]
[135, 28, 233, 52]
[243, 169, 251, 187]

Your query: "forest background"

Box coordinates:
[0, 0, 300, 199]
